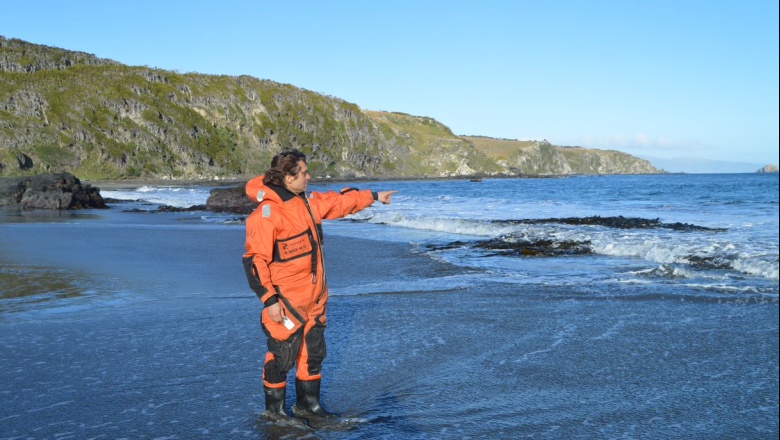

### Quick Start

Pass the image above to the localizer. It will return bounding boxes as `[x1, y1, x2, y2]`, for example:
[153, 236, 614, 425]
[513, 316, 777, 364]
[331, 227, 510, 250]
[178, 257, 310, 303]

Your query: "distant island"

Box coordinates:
[757, 164, 778, 173]
[0, 35, 676, 181]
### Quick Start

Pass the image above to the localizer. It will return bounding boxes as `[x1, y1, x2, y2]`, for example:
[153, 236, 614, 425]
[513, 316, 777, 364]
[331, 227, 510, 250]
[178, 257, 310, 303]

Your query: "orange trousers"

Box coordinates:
[261, 310, 327, 388]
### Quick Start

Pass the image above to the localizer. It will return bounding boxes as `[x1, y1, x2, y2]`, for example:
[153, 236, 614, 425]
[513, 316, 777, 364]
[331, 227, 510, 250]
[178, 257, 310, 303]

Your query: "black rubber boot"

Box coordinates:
[292, 379, 339, 419]
[263, 387, 306, 426]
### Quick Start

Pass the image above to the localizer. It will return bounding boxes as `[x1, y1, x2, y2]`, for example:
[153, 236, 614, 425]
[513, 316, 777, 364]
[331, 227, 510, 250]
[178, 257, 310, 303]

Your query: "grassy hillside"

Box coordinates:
[1, 36, 662, 180]
[462, 136, 539, 160]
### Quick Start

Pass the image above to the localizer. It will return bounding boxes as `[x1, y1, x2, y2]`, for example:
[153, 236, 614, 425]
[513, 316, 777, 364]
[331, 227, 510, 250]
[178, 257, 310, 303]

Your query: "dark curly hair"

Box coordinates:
[262, 149, 307, 186]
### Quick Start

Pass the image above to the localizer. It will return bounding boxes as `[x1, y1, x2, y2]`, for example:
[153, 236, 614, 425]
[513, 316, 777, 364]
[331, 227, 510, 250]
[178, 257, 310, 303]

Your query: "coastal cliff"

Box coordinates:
[1, 36, 663, 181]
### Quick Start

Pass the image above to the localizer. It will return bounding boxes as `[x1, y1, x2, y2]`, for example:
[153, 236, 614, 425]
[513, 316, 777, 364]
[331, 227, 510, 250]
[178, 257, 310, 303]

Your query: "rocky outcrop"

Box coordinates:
[205, 186, 257, 214]
[0, 36, 119, 73]
[501, 141, 660, 175]
[0, 172, 107, 210]
[757, 164, 778, 173]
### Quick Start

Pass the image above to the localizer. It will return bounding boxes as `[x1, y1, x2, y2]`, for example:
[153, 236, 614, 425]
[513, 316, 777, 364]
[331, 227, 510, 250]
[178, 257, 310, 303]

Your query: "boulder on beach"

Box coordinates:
[0, 172, 107, 210]
[205, 185, 258, 214]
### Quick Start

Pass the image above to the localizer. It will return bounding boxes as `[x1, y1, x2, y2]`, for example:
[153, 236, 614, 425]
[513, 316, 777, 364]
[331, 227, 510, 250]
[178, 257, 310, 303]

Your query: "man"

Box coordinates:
[242, 149, 395, 423]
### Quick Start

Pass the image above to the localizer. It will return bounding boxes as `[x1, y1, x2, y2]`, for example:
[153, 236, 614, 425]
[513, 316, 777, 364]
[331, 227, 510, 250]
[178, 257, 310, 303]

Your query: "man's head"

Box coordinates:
[262, 149, 310, 194]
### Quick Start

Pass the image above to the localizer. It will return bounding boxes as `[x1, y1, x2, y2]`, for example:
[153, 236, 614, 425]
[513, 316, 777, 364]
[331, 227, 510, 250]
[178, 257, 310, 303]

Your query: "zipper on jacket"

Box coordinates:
[302, 196, 327, 303]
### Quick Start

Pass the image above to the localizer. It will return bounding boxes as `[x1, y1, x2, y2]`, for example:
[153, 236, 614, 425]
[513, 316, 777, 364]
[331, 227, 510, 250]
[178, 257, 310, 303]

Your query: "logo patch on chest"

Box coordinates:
[277, 233, 313, 260]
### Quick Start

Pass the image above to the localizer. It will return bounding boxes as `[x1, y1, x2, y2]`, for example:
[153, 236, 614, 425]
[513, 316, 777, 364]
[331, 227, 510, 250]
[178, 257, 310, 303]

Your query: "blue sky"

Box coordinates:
[2, 0, 778, 172]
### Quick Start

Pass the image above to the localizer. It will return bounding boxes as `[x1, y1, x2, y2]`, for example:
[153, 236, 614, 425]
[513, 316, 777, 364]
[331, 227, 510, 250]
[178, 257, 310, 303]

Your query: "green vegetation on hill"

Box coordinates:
[0, 36, 662, 180]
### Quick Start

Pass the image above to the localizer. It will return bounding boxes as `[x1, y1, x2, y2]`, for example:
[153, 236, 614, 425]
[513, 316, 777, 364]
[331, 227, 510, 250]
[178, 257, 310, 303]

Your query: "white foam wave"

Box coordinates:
[593, 235, 779, 281]
[628, 265, 699, 280]
[358, 210, 779, 282]
[102, 186, 210, 208]
[354, 211, 551, 238]
[731, 258, 779, 280]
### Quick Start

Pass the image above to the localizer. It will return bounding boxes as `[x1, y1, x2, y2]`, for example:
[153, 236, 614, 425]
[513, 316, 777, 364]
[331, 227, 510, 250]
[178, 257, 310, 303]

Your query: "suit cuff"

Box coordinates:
[263, 295, 279, 307]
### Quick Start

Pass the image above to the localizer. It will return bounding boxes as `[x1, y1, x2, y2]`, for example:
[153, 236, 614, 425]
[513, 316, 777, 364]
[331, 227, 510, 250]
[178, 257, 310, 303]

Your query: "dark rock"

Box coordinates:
[0, 178, 26, 206]
[0, 172, 107, 210]
[103, 197, 133, 204]
[123, 205, 207, 213]
[16, 153, 33, 170]
[205, 185, 257, 214]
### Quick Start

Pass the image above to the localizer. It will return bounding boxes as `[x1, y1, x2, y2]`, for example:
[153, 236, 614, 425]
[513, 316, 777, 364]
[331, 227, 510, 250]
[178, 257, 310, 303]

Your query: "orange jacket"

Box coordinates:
[242, 176, 376, 316]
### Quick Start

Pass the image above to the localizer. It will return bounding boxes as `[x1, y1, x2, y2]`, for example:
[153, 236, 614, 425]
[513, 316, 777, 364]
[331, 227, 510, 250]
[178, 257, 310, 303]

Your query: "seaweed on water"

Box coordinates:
[426, 236, 593, 257]
[491, 215, 726, 232]
[685, 255, 734, 271]
[473, 237, 593, 257]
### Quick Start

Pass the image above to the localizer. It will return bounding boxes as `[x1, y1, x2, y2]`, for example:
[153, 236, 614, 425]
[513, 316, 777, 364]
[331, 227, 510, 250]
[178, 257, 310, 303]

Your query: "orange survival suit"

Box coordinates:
[242, 175, 377, 389]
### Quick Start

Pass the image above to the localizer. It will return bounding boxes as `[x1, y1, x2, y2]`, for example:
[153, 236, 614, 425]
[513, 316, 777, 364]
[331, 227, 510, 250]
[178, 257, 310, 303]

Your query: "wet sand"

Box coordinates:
[1, 220, 777, 439]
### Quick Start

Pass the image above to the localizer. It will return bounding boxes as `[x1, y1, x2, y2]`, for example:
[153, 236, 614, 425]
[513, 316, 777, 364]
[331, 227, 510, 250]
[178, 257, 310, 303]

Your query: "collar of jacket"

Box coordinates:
[267, 183, 305, 202]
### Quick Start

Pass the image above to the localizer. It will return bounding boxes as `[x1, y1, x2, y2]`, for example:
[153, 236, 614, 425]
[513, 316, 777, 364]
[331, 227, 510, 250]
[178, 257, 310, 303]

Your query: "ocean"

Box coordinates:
[1, 173, 777, 439]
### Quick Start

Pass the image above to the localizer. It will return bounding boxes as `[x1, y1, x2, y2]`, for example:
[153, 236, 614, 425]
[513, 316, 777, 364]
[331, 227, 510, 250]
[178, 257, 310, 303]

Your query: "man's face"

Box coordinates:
[285, 160, 310, 194]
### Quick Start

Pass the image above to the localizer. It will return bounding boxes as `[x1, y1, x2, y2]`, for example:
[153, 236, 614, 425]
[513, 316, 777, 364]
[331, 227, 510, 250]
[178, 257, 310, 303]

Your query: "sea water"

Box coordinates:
[98, 173, 778, 297]
[0, 173, 777, 439]
[317, 173, 778, 297]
